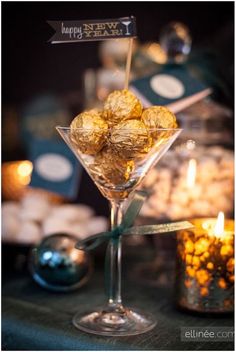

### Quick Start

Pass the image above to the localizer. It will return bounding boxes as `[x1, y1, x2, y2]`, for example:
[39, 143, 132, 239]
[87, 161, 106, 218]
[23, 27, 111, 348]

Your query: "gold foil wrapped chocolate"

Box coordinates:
[91, 147, 134, 185]
[142, 106, 177, 130]
[109, 119, 152, 159]
[103, 89, 143, 126]
[70, 110, 108, 155]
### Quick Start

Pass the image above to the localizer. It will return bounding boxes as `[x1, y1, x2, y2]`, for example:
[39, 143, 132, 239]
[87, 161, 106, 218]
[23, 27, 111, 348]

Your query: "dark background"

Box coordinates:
[2, 1, 234, 105]
[2, 1, 234, 214]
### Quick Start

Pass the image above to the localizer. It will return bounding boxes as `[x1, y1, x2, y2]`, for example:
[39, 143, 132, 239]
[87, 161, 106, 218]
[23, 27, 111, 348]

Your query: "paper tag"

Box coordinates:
[150, 74, 185, 99]
[29, 139, 82, 199]
[130, 66, 210, 109]
[35, 154, 73, 182]
[48, 17, 136, 43]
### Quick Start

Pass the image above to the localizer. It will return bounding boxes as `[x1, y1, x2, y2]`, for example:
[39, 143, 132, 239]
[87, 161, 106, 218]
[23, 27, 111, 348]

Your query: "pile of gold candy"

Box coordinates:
[176, 220, 234, 313]
[70, 89, 177, 185]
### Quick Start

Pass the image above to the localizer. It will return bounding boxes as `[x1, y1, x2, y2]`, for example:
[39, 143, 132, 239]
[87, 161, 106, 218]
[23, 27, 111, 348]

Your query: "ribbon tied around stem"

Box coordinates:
[75, 190, 194, 251]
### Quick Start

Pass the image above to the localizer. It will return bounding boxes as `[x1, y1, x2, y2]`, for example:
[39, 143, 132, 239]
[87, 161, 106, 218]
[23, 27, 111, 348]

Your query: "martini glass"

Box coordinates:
[57, 126, 181, 336]
[121, 20, 132, 35]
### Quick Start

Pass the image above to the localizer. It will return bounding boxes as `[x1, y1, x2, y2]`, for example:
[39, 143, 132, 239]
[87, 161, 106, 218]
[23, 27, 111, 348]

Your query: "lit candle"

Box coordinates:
[214, 211, 224, 237]
[176, 213, 234, 313]
[186, 158, 201, 200]
[2, 160, 63, 203]
[202, 211, 234, 240]
[186, 158, 197, 189]
[16, 160, 33, 185]
[2, 160, 33, 200]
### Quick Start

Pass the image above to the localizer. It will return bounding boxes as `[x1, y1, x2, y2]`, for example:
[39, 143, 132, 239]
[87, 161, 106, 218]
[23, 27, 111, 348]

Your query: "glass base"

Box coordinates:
[72, 305, 157, 336]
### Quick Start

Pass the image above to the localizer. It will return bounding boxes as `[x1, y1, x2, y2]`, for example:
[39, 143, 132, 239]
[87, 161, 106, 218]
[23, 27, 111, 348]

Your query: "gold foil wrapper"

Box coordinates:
[91, 147, 134, 185]
[70, 110, 108, 155]
[142, 106, 177, 131]
[103, 89, 143, 126]
[109, 119, 152, 159]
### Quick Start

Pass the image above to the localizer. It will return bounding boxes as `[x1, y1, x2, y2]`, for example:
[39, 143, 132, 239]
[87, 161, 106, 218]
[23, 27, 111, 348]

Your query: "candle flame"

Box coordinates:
[186, 140, 196, 151]
[17, 161, 33, 185]
[146, 43, 167, 64]
[17, 161, 33, 177]
[186, 158, 197, 188]
[214, 211, 225, 238]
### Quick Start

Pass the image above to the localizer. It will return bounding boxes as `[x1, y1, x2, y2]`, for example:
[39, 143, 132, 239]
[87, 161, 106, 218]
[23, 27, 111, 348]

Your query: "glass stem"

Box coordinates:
[105, 200, 124, 308]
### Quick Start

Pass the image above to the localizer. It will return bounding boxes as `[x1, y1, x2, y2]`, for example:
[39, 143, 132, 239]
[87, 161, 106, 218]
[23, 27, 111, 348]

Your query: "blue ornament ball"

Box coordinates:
[29, 233, 93, 292]
[160, 22, 192, 63]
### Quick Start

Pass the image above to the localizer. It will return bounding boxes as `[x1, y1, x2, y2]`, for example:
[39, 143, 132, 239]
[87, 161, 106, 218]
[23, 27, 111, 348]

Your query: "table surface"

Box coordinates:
[2, 246, 234, 351]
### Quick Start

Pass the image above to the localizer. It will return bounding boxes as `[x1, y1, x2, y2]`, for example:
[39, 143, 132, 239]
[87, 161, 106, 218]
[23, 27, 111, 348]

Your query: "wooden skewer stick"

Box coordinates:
[124, 38, 134, 90]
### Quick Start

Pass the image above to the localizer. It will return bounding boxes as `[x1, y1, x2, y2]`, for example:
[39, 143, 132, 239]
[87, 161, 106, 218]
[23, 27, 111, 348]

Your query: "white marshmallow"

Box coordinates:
[2, 213, 21, 241]
[2, 201, 20, 216]
[50, 204, 94, 222]
[42, 217, 73, 236]
[85, 216, 109, 235]
[16, 221, 42, 244]
[20, 193, 51, 222]
[19, 206, 50, 223]
[141, 145, 234, 220]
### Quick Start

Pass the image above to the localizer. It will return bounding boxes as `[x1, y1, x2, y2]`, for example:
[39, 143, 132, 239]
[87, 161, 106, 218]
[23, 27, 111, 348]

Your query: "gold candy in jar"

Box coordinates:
[109, 119, 152, 159]
[91, 147, 135, 185]
[103, 89, 143, 126]
[70, 110, 108, 155]
[176, 218, 234, 314]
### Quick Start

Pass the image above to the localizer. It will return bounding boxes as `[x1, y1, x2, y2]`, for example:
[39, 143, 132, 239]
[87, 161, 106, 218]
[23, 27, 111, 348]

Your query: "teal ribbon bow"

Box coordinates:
[75, 191, 193, 251]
